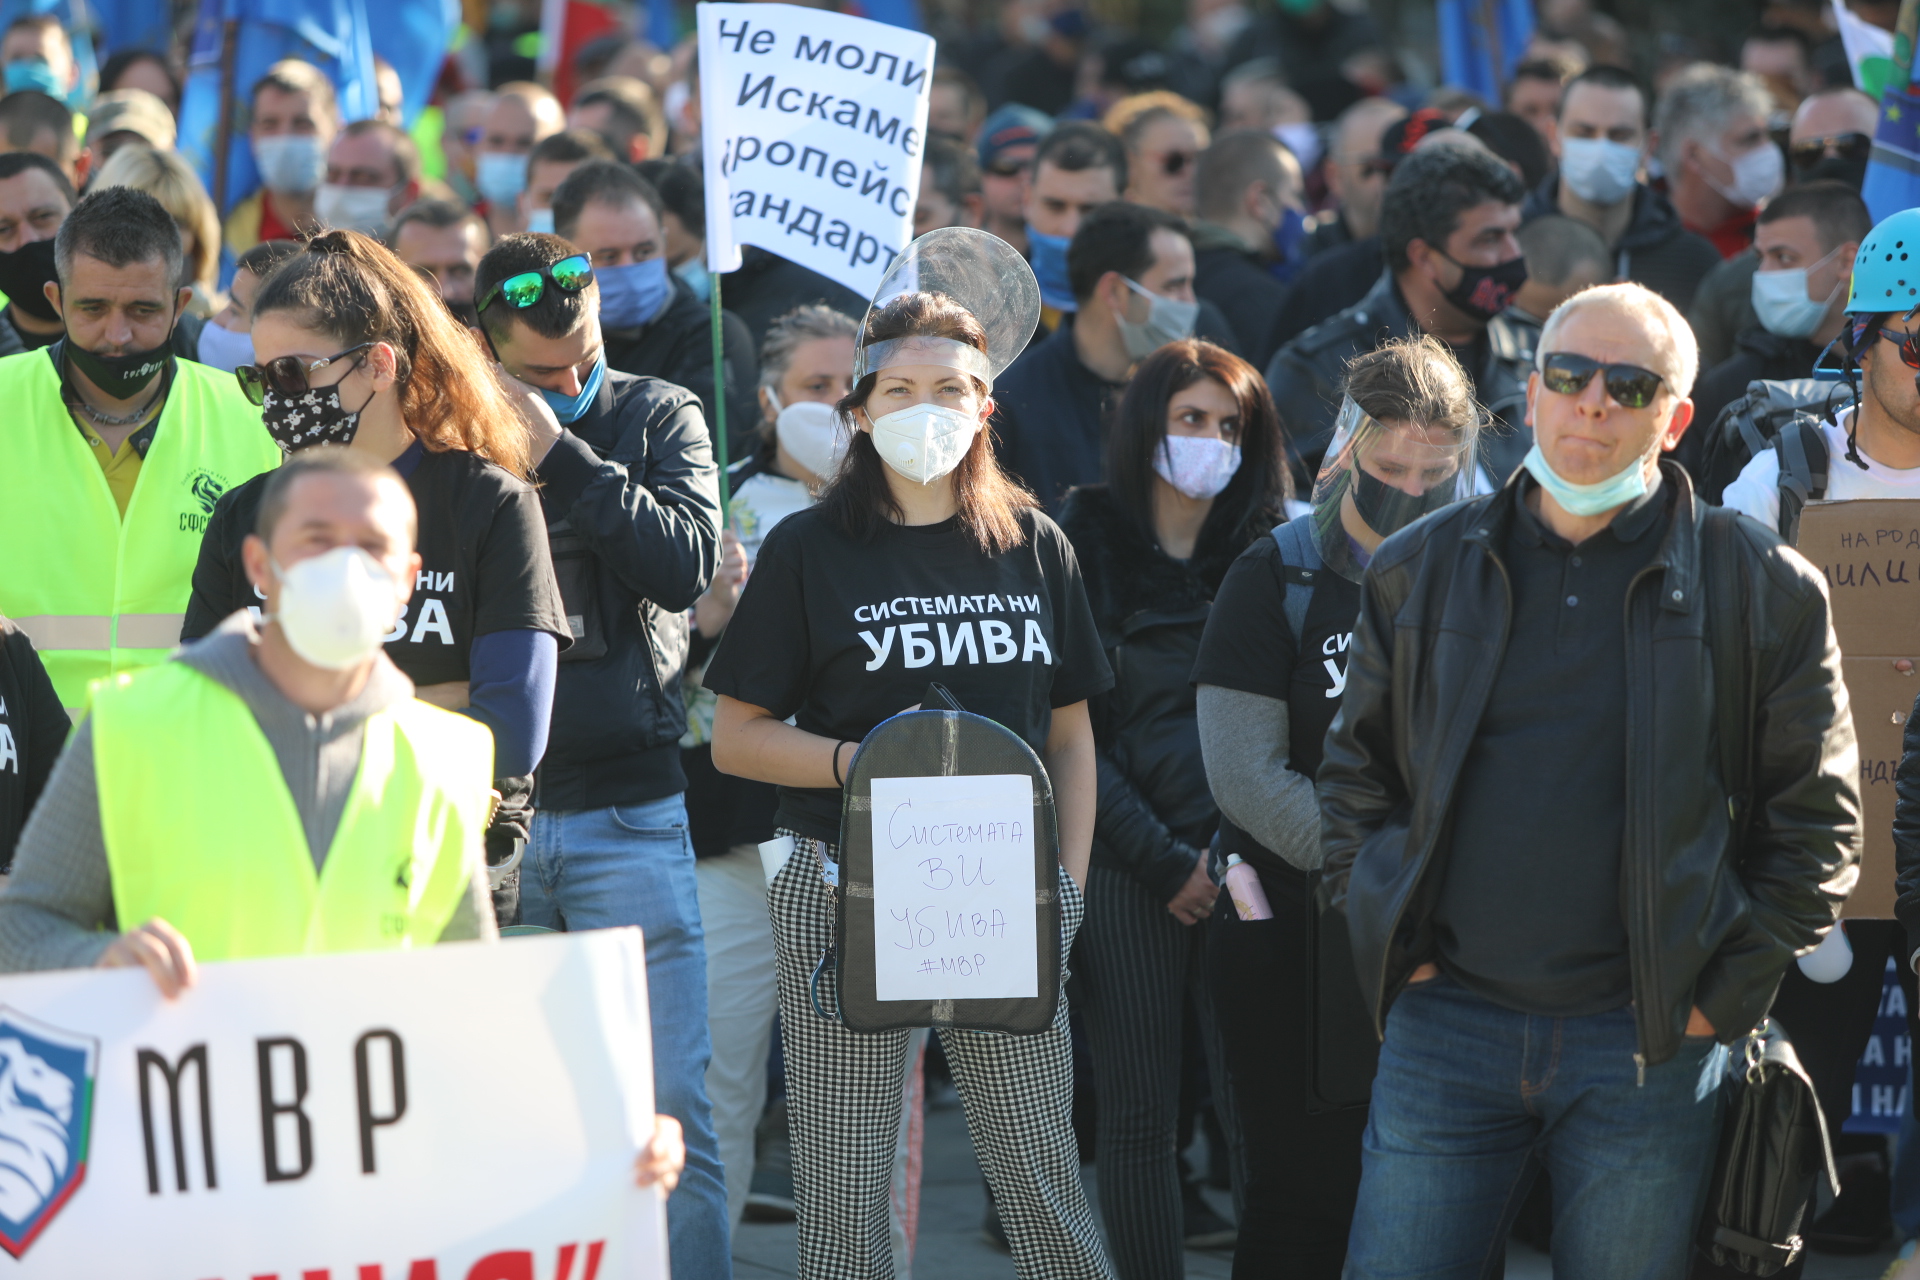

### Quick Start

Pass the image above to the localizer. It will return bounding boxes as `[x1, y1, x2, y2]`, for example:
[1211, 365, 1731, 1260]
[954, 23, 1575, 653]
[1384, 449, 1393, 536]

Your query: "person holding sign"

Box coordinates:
[1320, 282, 1860, 1277]
[702, 228, 1117, 1280]
[1057, 338, 1295, 1275]
[1192, 336, 1485, 1279]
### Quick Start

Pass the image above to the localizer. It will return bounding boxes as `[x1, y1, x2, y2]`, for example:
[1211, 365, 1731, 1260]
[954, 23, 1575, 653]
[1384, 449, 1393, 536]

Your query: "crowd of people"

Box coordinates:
[0, 2, 1917, 1278]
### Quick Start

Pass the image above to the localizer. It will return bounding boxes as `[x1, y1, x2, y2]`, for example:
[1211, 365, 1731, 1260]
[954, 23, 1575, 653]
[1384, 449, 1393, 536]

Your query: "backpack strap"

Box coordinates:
[1271, 517, 1323, 648]
[1771, 416, 1830, 544]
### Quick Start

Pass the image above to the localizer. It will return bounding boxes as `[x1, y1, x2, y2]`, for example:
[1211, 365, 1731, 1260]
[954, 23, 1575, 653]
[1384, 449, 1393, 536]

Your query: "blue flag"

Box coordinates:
[178, 0, 452, 217]
[1863, 86, 1920, 224]
[81, 0, 171, 56]
[1436, 0, 1534, 103]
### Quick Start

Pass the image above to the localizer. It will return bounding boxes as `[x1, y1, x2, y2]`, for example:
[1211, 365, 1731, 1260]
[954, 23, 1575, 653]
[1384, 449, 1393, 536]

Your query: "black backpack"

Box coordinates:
[1697, 378, 1851, 539]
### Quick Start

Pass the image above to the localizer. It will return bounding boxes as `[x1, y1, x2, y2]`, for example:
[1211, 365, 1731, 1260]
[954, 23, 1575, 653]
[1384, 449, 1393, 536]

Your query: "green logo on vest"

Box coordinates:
[180, 470, 227, 534]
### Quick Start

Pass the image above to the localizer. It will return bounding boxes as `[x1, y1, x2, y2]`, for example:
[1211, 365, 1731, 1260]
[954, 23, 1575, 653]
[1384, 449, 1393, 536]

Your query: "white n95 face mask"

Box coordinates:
[868, 401, 979, 485]
[272, 546, 401, 670]
[772, 395, 848, 480]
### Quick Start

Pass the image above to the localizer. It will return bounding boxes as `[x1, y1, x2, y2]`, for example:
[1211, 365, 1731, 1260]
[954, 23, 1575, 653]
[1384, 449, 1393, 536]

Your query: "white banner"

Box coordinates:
[0, 930, 664, 1279]
[698, 1, 936, 298]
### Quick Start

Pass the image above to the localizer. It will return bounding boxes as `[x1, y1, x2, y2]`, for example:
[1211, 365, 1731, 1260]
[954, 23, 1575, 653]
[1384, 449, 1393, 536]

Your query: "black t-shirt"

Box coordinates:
[0, 621, 70, 869]
[182, 445, 569, 687]
[1190, 531, 1362, 873]
[701, 505, 1114, 842]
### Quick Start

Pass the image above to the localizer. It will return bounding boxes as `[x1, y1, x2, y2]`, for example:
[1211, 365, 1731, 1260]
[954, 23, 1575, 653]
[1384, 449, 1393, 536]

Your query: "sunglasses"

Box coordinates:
[985, 156, 1030, 178]
[1869, 323, 1920, 369]
[1788, 132, 1872, 169]
[1539, 351, 1667, 409]
[1157, 150, 1196, 177]
[476, 253, 594, 316]
[235, 342, 374, 407]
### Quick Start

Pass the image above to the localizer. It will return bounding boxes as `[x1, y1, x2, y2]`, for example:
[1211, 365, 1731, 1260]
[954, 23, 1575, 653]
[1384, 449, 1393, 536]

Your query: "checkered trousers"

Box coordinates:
[767, 832, 1115, 1280]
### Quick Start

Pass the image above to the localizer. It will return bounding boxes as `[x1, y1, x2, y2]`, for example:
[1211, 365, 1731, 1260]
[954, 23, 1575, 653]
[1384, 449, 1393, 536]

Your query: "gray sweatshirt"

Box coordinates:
[0, 612, 496, 972]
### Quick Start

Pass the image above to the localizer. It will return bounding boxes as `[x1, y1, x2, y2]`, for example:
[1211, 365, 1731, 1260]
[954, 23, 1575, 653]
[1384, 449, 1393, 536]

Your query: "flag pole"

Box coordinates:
[709, 269, 731, 514]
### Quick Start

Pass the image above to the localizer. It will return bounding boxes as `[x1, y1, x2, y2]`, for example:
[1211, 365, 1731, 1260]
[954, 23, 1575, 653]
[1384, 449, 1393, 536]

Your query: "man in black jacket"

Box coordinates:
[474, 234, 728, 1279]
[1520, 67, 1723, 314]
[1192, 129, 1300, 371]
[552, 161, 759, 461]
[1266, 144, 1537, 484]
[1320, 282, 1859, 1276]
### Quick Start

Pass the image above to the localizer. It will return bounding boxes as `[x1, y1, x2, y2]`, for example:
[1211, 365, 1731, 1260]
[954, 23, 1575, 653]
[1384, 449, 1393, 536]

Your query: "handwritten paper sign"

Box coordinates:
[1797, 499, 1920, 917]
[870, 773, 1040, 1002]
[697, 1, 935, 297]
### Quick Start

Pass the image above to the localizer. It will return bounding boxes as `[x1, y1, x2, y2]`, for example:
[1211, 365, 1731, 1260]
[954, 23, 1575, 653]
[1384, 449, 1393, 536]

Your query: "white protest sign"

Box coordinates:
[0, 929, 663, 1279]
[870, 773, 1039, 1001]
[698, 1, 935, 297]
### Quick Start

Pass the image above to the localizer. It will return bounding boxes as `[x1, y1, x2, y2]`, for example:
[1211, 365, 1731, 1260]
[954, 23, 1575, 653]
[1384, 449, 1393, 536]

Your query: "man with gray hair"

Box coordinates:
[1320, 280, 1860, 1276]
[1655, 63, 1784, 260]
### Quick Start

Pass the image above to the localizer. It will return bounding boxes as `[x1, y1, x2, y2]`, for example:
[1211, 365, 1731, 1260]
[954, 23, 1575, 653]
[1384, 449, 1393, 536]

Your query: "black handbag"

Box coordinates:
[1697, 1020, 1838, 1275]
[1694, 510, 1840, 1275]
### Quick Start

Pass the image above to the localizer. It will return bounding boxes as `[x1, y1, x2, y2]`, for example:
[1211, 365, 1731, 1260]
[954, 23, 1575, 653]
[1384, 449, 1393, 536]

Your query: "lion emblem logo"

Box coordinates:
[186, 470, 226, 516]
[0, 1013, 95, 1258]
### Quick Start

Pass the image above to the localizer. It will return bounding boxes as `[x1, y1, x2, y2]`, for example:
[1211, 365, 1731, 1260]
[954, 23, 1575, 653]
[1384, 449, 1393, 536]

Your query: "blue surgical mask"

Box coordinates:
[476, 151, 529, 207]
[253, 134, 325, 195]
[1751, 247, 1842, 339]
[196, 318, 254, 373]
[1521, 442, 1650, 516]
[537, 355, 606, 424]
[1269, 205, 1307, 285]
[597, 257, 673, 328]
[524, 207, 556, 235]
[675, 256, 712, 303]
[4, 58, 60, 97]
[1026, 225, 1076, 312]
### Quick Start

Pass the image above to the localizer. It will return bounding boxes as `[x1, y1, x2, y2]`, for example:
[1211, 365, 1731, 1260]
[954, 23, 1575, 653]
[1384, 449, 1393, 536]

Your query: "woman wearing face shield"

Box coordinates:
[1056, 339, 1299, 1277]
[680, 303, 858, 1232]
[702, 230, 1117, 1280]
[1190, 335, 1485, 1278]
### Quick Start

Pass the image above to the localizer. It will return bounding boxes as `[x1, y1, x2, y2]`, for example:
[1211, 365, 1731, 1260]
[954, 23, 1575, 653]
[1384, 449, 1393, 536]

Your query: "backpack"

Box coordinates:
[1697, 378, 1851, 540]
[1271, 515, 1323, 647]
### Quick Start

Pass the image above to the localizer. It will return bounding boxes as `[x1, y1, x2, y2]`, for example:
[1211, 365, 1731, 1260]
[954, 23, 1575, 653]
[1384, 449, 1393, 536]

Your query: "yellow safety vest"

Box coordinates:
[0, 350, 279, 711]
[91, 660, 493, 962]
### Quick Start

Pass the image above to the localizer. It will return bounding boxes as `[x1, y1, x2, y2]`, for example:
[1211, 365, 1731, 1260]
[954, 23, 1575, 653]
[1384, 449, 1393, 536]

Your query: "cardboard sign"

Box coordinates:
[0, 930, 663, 1278]
[869, 773, 1040, 1002]
[697, 1, 935, 296]
[1796, 499, 1920, 917]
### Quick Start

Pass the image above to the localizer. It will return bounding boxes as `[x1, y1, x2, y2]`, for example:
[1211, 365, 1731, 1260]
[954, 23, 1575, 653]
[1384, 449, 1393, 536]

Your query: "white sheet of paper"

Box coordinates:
[870, 773, 1039, 1001]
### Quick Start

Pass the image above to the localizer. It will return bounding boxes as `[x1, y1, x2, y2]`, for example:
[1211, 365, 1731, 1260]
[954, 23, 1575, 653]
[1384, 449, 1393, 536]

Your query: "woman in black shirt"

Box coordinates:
[180, 232, 570, 898]
[1058, 340, 1293, 1278]
[1191, 335, 1483, 1279]
[703, 286, 1116, 1279]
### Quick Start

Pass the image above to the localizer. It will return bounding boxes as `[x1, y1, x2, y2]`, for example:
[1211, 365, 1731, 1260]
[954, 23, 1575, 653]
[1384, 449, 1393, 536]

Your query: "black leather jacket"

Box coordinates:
[1319, 463, 1859, 1068]
[1059, 485, 1273, 902]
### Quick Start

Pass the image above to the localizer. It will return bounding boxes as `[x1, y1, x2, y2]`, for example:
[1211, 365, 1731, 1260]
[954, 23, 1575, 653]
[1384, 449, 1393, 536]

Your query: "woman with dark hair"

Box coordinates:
[98, 49, 180, 115]
[702, 230, 1117, 1280]
[181, 230, 570, 902]
[1191, 334, 1483, 1279]
[1057, 338, 1293, 1279]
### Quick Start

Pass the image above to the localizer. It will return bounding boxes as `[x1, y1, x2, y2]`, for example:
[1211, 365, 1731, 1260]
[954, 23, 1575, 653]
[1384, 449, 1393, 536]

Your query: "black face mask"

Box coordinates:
[1349, 465, 1459, 538]
[66, 333, 173, 399]
[1796, 155, 1869, 192]
[0, 238, 61, 322]
[1439, 252, 1528, 323]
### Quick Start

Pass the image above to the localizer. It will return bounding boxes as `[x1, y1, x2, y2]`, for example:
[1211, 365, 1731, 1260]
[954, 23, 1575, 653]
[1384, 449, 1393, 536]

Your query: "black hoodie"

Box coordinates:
[1521, 175, 1724, 314]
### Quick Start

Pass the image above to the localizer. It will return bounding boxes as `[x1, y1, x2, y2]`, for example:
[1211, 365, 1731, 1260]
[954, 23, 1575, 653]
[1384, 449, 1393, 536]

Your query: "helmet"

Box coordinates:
[1847, 207, 1920, 314]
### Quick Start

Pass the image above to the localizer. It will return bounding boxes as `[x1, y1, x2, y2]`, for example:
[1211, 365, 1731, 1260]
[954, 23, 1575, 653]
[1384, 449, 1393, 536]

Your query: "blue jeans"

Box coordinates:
[1343, 976, 1727, 1280]
[524, 796, 729, 1280]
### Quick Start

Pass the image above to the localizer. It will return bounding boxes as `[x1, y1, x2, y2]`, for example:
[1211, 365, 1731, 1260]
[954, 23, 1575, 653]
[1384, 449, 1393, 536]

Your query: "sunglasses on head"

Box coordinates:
[1539, 351, 1667, 409]
[476, 253, 594, 316]
[1788, 132, 1872, 169]
[235, 342, 374, 407]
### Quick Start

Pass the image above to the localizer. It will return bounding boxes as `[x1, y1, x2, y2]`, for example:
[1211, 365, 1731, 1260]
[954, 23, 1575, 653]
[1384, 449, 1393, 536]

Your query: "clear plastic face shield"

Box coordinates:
[1310, 395, 1480, 582]
[852, 226, 1042, 399]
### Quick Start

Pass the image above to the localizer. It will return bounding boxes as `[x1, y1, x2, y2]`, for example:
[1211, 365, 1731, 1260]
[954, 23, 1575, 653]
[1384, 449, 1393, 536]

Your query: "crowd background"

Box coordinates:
[0, 0, 1917, 1278]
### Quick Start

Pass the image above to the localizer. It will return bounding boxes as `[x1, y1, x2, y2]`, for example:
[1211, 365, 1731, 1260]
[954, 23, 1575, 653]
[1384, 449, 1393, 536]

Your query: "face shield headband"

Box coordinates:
[853, 335, 997, 392]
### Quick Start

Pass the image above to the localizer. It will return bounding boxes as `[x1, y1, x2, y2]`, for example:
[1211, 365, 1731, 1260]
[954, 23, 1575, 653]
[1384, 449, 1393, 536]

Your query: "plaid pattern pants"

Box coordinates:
[768, 832, 1115, 1280]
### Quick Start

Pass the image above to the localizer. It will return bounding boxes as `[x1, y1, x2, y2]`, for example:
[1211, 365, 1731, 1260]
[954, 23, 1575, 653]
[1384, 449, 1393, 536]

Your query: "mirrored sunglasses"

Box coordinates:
[476, 253, 595, 316]
[1539, 351, 1666, 410]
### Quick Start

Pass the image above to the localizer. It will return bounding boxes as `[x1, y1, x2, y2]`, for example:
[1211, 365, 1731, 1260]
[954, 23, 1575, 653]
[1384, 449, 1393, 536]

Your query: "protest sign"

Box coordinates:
[870, 773, 1041, 1002]
[0, 929, 663, 1278]
[697, 1, 936, 298]
[1796, 499, 1920, 918]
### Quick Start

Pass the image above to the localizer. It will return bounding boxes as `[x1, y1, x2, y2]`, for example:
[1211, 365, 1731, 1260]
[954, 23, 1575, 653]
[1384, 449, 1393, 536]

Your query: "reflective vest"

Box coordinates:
[0, 350, 279, 711]
[92, 660, 493, 962]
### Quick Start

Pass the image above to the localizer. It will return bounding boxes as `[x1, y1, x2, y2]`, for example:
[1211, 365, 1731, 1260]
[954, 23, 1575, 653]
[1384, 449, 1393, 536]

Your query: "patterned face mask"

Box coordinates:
[260, 383, 368, 453]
